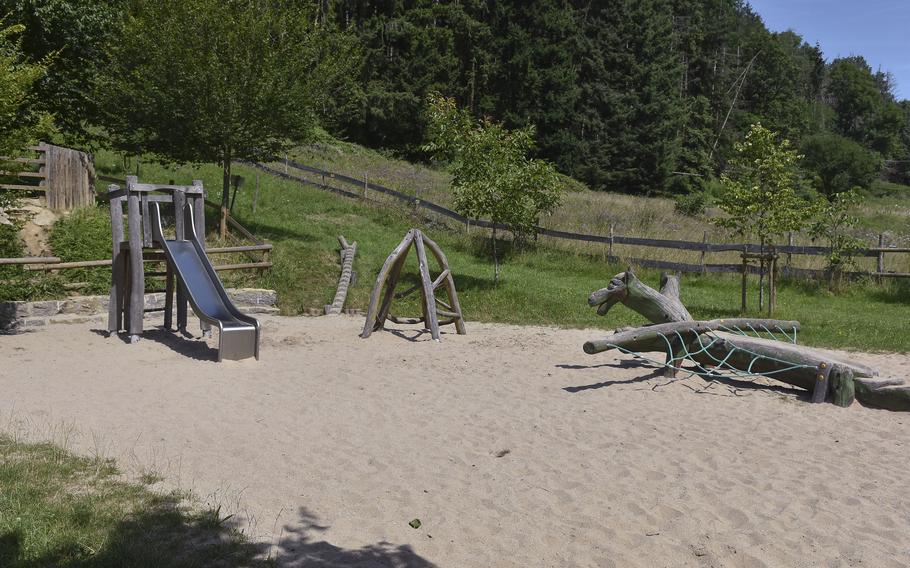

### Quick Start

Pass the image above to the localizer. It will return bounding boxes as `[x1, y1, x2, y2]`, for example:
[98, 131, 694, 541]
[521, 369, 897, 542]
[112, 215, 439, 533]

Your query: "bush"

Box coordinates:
[801, 133, 882, 198]
[674, 192, 708, 217]
[47, 206, 112, 294]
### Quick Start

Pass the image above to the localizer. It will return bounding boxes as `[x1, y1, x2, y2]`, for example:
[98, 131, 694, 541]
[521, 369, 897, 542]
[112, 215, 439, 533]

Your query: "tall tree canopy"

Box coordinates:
[96, 0, 358, 236]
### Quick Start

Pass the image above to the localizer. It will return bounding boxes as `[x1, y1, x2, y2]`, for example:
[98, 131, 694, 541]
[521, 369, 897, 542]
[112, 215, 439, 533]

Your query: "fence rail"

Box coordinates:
[250, 159, 908, 279]
[0, 244, 274, 273]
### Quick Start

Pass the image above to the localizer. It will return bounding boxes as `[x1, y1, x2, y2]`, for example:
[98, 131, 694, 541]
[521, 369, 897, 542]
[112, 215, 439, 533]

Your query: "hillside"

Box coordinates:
[66, 144, 908, 352]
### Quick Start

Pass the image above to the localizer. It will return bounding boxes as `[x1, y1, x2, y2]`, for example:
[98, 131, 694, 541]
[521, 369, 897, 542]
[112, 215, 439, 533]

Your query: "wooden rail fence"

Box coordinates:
[249, 159, 909, 280]
[0, 143, 95, 210]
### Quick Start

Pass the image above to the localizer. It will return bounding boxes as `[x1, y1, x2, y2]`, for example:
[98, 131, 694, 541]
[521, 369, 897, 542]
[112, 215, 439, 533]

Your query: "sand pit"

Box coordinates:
[2, 314, 909, 567]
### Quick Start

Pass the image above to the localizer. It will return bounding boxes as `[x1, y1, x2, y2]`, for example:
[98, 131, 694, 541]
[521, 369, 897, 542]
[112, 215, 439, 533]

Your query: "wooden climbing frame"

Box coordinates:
[360, 228, 466, 341]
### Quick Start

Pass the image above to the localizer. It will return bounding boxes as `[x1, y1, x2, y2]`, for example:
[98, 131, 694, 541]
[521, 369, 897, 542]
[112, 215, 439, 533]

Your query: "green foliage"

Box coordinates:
[801, 133, 882, 197]
[95, 0, 359, 220]
[674, 191, 709, 217]
[425, 93, 562, 240]
[0, 20, 53, 166]
[828, 57, 905, 157]
[2, 0, 125, 141]
[714, 123, 812, 246]
[809, 189, 865, 278]
[47, 205, 113, 294]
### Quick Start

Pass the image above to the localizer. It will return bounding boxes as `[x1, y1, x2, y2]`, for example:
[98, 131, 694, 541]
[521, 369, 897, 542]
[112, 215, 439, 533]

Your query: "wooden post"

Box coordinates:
[786, 232, 793, 269]
[126, 176, 143, 342]
[173, 189, 187, 331]
[741, 250, 748, 313]
[877, 234, 885, 278]
[363, 173, 368, 199]
[252, 172, 260, 214]
[192, 180, 211, 336]
[608, 224, 614, 260]
[768, 253, 777, 316]
[164, 265, 174, 330]
[699, 231, 707, 274]
[811, 362, 832, 403]
[107, 184, 125, 333]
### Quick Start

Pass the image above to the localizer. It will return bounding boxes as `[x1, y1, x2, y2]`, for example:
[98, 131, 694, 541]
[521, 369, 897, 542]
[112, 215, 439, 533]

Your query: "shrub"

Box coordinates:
[674, 192, 708, 217]
[48, 206, 112, 294]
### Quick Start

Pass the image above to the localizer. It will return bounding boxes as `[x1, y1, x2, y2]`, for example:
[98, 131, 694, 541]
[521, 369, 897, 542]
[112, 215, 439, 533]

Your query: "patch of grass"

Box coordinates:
[78, 148, 910, 352]
[0, 435, 263, 567]
[47, 206, 115, 295]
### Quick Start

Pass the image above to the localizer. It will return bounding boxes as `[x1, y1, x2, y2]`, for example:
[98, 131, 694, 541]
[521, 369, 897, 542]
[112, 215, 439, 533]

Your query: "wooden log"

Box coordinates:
[126, 177, 144, 339]
[583, 319, 801, 356]
[422, 233, 466, 335]
[388, 315, 425, 325]
[853, 376, 910, 411]
[361, 230, 415, 338]
[588, 269, 692, 323]
[414, 231, 440, 340]
[325, 236, 357, 315]
[164, 264, 174, 330]
[108, 185, 124, 333]
[0, 256, 61, 265]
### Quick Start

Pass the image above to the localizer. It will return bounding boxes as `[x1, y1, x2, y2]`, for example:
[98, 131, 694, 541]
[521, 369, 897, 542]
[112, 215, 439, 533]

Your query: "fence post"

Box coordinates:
[252, 173, 260, 215]
[877, 234, 885, 277]
[700, 231, 707, 273]
[608, 224, 614, 260]
[741, 249, 748, 313]
[363, 173, 369, 199]
[787, 232, 793, 269]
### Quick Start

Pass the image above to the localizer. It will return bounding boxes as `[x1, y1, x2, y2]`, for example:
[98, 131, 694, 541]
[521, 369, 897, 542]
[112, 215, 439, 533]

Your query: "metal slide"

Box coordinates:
[150, 202, 260, 361]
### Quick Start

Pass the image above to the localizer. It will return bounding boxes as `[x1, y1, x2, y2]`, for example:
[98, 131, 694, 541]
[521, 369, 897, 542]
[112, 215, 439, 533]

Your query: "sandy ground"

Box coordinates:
[2, 314, 909, 567]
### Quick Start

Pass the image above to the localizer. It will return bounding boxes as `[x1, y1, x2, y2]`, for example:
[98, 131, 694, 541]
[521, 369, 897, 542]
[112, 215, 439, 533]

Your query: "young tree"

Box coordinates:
[95, 0, 357, 238]
[714, 123, 811, 312]
[425, 93, 562, 283]
[0, 21, 53, 282]
[809, 188, 864, 289]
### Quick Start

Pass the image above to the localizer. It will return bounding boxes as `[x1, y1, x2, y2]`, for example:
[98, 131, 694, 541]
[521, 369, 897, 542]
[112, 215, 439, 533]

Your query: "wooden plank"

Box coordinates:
[0, 183, 47, 191]
[212, 262, 272, 271]
[130, 182, 203, 193]
[0, 256, 60, 265]
[141, 193, 152, 247]
[0, 157, 46, 165]
[0, 171, 46, 178]
[207, 244, 273, 253]
[871, 272, 910, 278]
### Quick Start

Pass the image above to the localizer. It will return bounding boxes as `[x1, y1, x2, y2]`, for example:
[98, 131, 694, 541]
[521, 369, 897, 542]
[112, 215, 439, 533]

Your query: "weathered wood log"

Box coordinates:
[422, 233, 466, 336]
[583, 319, 801, 355]
[853, 376, 910, 411]
[362, 229, 466, 340]
[414, 231, 441, 341]
[361, 230, 415, 338]
[325, 235, 357, 315]
[588, 269, 692, 323]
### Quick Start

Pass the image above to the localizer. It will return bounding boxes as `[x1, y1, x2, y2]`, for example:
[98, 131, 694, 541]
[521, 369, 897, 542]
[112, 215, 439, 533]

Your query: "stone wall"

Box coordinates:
[0, 288, 278, 332]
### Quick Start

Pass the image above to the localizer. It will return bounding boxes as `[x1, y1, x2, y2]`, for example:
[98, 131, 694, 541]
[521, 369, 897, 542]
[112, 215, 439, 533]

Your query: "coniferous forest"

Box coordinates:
[6, 0, 910, 196]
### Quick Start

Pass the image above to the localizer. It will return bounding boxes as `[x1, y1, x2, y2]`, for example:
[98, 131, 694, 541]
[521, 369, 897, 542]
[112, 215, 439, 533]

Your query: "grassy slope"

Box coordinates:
[0, 436, 263, 567]
[88, 149, 910, 353]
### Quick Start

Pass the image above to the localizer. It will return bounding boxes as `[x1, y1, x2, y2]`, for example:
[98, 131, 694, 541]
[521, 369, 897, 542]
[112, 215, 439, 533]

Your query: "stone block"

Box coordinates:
[29, 301, 60, 317]
[24, 318, 47, 327]
[60, 296, 101, 315]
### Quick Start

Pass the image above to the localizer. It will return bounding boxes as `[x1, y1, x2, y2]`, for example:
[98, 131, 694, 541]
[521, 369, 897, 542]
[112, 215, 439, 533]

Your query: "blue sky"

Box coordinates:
[749, 0, 909, 100]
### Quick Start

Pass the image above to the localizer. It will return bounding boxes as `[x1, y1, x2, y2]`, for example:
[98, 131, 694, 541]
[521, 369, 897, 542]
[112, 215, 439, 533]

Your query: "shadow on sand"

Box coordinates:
[1, 503, 437, 568]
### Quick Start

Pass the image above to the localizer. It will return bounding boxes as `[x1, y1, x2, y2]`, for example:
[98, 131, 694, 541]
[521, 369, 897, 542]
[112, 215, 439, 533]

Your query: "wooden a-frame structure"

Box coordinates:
[361, 228, 466, 341]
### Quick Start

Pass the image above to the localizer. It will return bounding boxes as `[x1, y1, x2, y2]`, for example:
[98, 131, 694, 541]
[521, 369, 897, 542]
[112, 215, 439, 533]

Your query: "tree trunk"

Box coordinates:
[220, 156, 232, 240]
[588, 269, 692, 323]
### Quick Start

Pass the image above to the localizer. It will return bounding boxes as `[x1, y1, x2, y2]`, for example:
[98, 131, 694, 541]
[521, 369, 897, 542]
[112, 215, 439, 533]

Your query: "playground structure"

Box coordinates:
[107, 176, 260, 361]
[584, 269, 910, 411]
[361, 228, 465, 341]
[325, 236, 357, 315]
